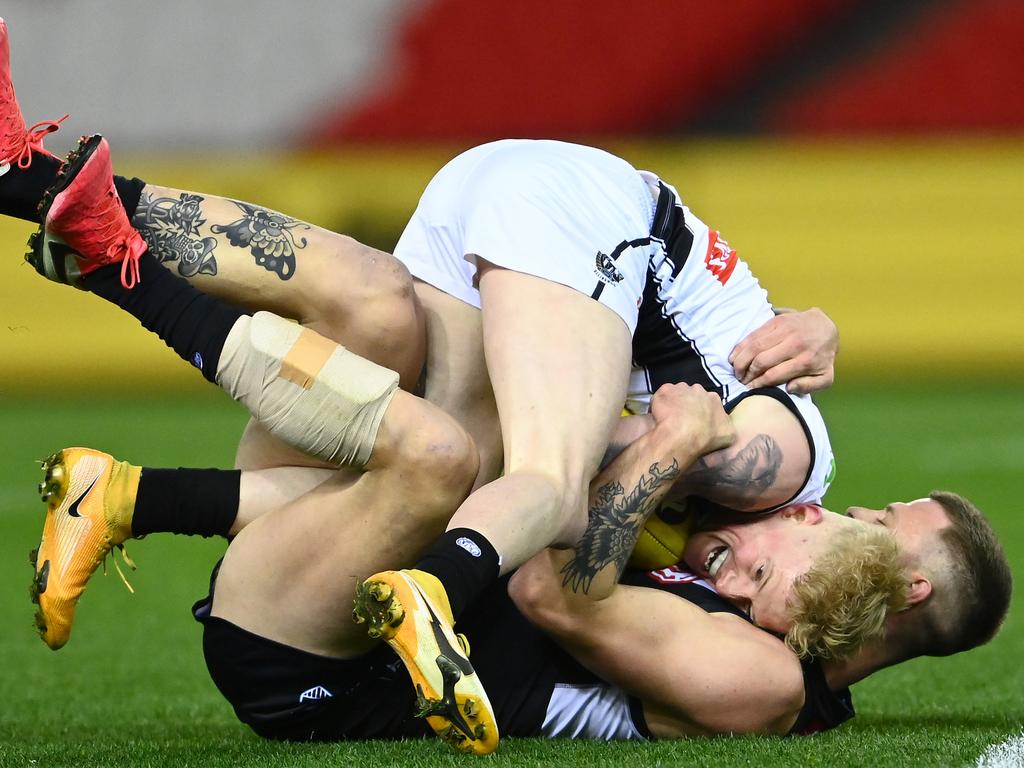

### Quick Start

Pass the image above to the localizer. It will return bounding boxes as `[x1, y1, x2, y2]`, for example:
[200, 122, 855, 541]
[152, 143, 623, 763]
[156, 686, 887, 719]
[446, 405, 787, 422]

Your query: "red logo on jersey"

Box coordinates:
[704, 231, 738, 285]
[648, 566, 702, 584]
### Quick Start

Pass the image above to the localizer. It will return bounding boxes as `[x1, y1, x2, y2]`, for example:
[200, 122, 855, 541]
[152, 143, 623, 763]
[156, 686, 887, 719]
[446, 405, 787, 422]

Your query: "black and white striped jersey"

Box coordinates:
[627, 172, 835, 507]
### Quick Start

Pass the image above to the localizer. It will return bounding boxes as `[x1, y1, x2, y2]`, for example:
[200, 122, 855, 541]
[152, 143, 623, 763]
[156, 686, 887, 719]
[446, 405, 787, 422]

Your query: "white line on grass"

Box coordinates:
[976, 733, 1024, 768]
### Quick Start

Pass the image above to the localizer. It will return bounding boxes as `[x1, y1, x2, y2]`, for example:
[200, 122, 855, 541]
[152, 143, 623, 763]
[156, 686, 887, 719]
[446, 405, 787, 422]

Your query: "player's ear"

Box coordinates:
[903, 574, 933, 608]
[780, 503, 824, 525]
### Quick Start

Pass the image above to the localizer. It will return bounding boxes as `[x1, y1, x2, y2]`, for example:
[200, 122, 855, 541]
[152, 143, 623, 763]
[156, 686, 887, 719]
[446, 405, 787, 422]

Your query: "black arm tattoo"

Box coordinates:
[210, 201, 310, 280]
[561, 459, 680, 594]
[132, 192, 218, 277]
[683, 433, 781, 505]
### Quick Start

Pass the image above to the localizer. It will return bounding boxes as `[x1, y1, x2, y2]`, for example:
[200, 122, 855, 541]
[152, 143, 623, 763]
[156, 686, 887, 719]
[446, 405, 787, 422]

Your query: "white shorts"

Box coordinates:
[393, 140, 657, 335]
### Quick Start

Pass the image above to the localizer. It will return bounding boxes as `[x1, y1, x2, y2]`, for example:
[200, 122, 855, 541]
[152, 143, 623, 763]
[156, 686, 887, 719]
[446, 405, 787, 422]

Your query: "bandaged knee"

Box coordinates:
[216, 312, 399, 467]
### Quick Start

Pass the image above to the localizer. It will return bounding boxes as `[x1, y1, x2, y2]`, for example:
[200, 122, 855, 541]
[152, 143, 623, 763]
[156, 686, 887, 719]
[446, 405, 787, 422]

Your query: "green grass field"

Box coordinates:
[0, 382, 1021, 768]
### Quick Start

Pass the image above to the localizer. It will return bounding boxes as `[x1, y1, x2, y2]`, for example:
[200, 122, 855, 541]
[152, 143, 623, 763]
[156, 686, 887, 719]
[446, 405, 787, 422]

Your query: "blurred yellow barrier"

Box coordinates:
[2, 139, 1022, 393]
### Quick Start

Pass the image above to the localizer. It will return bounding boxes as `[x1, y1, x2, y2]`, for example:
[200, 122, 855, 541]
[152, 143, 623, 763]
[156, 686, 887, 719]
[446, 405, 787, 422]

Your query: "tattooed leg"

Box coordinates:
[126, 185, 428, 477]
[133, 191, 219, 278]
[132, 185, 425, 389]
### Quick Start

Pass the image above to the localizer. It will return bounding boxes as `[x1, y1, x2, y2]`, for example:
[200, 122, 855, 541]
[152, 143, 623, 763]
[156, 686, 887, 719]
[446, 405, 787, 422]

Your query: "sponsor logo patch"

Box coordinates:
[455, 537, 482, 557]
[298, 685, 333, 702]
[703, 231, 738, 285]
[647, 566, 716, 593]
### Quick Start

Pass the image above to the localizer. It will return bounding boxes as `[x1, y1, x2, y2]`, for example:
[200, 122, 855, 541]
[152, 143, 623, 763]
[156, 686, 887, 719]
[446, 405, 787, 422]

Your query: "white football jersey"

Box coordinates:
[627, 172, 835, 507]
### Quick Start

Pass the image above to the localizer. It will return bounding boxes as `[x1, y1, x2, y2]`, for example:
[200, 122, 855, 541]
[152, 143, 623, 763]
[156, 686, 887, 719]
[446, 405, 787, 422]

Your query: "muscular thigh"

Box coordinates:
[210, 467, 446, 659]
[479, 265, 632, 494]
[414, 281, 503, 486]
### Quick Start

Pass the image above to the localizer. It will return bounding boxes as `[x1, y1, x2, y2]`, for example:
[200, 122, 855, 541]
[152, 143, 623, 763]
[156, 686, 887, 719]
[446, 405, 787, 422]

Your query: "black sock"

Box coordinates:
[0, 152, 61, 221]
[113, 175, 146, 221]
[414, 528, 501, 620]
[82, 251, 247, 382]
[0, 153, 146, 223]
[132, 468, 241, 538]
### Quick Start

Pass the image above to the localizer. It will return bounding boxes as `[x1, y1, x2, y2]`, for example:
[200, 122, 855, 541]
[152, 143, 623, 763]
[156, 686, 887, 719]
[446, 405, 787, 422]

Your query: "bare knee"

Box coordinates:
[308, 239, 424, 386]
[392, 415, 480, 520]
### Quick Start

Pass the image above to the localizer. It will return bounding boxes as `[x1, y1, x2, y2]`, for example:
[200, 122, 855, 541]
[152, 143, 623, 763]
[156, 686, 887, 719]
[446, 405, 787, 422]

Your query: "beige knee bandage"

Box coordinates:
[216, 312, 399, 467]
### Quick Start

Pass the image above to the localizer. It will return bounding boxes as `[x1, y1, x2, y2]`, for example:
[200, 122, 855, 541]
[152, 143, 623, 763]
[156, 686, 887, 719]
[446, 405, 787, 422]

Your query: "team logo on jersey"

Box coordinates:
[594, 251, 625, 285]
[703, 231, 738, 285]
[647, 566, 716, 593]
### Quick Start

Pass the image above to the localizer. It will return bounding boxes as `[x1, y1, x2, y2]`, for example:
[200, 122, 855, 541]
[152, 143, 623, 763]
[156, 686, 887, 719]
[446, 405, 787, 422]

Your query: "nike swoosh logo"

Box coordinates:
[67, 476, 100, 518]
[421, 594, 474, 676]
[47, 239, 81, 282]
[48, 239, 78, 258]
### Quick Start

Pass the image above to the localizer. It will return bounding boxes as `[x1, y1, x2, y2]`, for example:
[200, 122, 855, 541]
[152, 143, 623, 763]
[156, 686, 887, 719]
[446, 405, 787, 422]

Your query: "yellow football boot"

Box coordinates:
[29, 447, 140, 650]
[353, 569, 499, 755]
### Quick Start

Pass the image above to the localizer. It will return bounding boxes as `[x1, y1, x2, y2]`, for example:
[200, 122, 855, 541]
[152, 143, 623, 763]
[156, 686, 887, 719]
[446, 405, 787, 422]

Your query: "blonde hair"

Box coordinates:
[786, 525, 909, 660]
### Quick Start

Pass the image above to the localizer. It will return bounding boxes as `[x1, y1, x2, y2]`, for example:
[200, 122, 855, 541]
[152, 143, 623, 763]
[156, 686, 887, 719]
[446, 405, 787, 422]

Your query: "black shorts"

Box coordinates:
[193, 564, 431, 742]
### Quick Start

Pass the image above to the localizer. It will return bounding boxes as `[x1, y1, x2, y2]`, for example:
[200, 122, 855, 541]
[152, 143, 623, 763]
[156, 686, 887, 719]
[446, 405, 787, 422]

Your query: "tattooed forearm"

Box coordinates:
[682, 433, 781, 505]
[210, 200, 310, 280]
[561, 459, 680, 594]
[132, 191, 218, 277]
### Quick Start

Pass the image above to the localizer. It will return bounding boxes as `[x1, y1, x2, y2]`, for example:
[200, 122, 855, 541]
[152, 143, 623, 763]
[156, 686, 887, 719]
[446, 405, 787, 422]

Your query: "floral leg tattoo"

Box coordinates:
[210, 201, 310, 280]
[561, 459, 681, 593]
[132, 191, 219, 278]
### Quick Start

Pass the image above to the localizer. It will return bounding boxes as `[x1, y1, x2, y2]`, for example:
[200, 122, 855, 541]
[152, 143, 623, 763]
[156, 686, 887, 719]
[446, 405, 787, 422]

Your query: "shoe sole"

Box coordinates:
[24, 134, 102, 284]
[24, 231, 84, 288]
[28, 450, 71, 643]
[353, 575, 498, 754]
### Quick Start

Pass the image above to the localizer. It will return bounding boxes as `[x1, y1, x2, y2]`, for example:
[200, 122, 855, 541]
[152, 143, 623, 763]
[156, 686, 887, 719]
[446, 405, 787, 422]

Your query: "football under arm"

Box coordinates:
[509, 556, 805, 736]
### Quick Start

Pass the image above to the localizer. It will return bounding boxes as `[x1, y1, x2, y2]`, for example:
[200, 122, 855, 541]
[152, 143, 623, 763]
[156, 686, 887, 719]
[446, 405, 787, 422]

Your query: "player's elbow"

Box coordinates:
[508, 558, 577, 636]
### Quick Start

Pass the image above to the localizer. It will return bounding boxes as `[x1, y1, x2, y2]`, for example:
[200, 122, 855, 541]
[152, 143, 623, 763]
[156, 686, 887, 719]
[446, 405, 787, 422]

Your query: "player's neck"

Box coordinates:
[821, 640, 893, 689]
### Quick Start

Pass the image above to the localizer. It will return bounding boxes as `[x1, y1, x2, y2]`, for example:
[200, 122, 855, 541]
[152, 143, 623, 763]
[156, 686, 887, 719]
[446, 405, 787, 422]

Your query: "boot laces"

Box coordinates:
[76, 185, 142, 289]
[101, 542, 137, 594]
[1, 108, 67, 168]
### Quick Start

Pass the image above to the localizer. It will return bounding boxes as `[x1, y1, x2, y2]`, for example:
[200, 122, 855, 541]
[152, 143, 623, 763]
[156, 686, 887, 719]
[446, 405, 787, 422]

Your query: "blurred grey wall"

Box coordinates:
[4, 0, 421, 149]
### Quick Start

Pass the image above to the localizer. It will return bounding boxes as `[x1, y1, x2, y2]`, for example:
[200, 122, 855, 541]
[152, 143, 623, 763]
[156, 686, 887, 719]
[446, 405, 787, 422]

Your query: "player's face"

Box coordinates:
[845, 498, 949, 558]
[682, 505, 852, 635]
